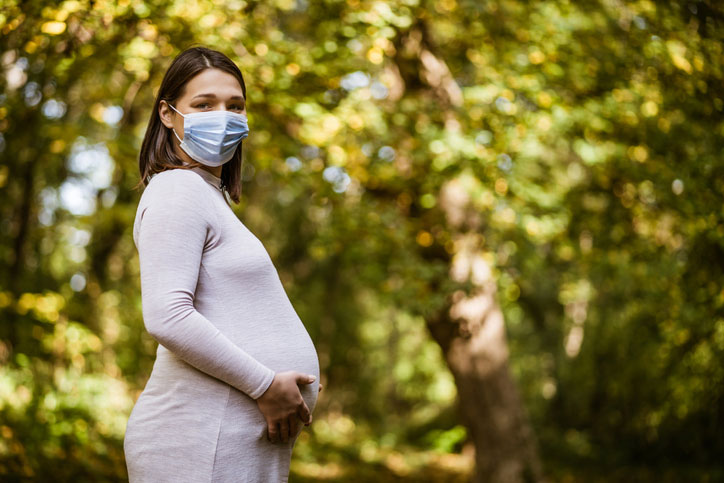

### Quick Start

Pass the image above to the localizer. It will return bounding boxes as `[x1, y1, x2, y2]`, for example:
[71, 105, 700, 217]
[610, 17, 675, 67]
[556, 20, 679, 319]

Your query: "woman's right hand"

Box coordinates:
[255, 371, 315, 444]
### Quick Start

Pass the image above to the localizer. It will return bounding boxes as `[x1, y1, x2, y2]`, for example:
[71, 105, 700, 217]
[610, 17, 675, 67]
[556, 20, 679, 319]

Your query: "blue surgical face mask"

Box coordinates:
[169, 104, 249, 167]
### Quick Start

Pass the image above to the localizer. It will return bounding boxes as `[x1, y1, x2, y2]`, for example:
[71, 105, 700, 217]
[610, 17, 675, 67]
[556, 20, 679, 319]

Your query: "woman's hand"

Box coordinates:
[256, 371, 316, 444]
[300, 383, 323, 427]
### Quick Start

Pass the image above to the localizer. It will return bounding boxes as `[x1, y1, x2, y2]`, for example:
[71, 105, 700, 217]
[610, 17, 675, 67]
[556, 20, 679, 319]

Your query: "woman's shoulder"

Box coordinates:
[136, 168, 214, 216]
[133, 168, 214, 245]
[140, 168, 209, 204]
[147, 167, 207, 192]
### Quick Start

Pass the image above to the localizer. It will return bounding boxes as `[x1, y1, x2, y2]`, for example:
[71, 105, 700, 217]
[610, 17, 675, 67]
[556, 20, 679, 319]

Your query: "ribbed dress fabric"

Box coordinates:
[123, 166, 320, 482]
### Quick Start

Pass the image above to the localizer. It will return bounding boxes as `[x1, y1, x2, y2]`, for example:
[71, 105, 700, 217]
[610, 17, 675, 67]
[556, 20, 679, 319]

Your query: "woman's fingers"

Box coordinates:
[288, 415, 299, 439]
[279, 418, 290, 443]
[297, 400, 311, 425]
[267, 420, 279, 444]
[261, 372, 321, 444]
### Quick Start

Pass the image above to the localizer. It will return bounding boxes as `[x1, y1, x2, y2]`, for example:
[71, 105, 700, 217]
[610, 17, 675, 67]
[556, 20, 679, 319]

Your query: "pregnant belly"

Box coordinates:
[215, 311, 321, 415]
[137, 304, 321, 422]
[251, 328, 321, 415]
[130, 335, 319, 436]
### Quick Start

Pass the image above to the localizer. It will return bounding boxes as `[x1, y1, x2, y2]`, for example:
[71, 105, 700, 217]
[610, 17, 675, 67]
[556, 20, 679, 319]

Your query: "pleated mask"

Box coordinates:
[169, 104, 249, 167]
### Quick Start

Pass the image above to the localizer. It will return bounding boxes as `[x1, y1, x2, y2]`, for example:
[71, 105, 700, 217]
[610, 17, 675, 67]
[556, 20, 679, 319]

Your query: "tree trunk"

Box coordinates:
[427, 284, 543, 483]
[428, 180, 544, 482]
[390, 19, 543, 481]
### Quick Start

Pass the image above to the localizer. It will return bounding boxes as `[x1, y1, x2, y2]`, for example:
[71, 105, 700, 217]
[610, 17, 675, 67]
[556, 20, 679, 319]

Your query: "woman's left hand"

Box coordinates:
[303, 383, 323, 427]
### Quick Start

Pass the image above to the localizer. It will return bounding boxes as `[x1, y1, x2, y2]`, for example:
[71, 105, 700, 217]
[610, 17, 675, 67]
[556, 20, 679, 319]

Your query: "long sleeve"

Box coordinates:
[134, 172, 275, 400]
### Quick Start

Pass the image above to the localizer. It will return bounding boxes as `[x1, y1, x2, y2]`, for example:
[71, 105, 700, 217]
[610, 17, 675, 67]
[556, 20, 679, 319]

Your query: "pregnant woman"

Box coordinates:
[123, 46, 322, 482]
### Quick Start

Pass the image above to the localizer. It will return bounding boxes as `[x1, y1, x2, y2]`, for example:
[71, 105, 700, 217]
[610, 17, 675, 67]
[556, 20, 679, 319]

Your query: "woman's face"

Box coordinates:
[159, 68, 247, 164]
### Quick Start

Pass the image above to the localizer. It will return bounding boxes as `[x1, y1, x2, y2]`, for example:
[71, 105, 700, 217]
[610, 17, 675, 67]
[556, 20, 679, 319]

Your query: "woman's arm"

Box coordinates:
[135, 171, 275, 400]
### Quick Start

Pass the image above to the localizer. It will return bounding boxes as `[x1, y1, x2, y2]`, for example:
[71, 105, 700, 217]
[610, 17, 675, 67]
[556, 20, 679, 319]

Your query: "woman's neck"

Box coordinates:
[181, 160, 222, 178]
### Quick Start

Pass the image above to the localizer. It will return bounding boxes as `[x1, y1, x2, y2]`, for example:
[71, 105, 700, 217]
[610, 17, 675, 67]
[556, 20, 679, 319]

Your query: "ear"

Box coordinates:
[159, 100, 175, 129]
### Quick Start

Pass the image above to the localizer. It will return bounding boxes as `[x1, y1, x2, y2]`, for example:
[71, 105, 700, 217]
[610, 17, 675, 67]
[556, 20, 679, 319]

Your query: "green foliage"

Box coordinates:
[1, 0, 723, 480]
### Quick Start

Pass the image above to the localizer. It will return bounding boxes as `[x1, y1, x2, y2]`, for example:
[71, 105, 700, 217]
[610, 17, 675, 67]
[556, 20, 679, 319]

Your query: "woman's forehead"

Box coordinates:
[182, 68, 244, 99]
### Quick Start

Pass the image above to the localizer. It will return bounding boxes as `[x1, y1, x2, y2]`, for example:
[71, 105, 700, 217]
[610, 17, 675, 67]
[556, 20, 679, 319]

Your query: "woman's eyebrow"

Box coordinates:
[191, 93, 245, 101]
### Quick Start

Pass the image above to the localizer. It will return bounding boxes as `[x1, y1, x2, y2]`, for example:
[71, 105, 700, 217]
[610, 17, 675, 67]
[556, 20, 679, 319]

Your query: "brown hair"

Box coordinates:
[134, 45, 246, 203]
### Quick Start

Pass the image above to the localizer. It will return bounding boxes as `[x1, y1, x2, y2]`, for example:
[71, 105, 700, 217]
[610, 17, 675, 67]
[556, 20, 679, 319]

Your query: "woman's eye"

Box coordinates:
[197, 103, 210, 108]
[231, 105, 244, 110]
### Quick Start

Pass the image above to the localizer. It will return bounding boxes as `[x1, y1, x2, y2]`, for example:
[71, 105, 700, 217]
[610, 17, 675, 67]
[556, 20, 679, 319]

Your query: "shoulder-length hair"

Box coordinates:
[135, 45, 246, 203]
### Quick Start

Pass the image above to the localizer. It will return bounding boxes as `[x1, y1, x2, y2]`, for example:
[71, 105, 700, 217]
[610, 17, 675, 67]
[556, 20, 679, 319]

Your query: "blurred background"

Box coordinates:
[1, 0, 723, 481]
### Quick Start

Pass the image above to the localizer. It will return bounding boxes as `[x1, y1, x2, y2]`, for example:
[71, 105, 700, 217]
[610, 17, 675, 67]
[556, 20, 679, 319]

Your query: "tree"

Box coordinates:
[1, 0, 723, 480]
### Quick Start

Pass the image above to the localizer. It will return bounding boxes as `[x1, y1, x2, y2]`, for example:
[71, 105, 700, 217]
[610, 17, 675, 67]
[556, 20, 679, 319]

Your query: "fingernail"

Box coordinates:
[309, 375, 316, 381]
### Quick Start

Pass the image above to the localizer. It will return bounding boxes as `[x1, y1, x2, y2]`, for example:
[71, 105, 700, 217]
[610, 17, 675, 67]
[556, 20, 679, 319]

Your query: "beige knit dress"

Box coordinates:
[123, 166, 320, 482]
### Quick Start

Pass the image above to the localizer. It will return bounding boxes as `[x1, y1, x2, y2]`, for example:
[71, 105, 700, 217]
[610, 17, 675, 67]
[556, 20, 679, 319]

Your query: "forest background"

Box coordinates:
[1, 0, 722, 481]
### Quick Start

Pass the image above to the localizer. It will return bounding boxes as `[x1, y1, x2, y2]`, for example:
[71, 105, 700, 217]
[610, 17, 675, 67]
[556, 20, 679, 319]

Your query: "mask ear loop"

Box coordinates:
[168, 103, 185, 144]
[171, 128, 183, 144]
